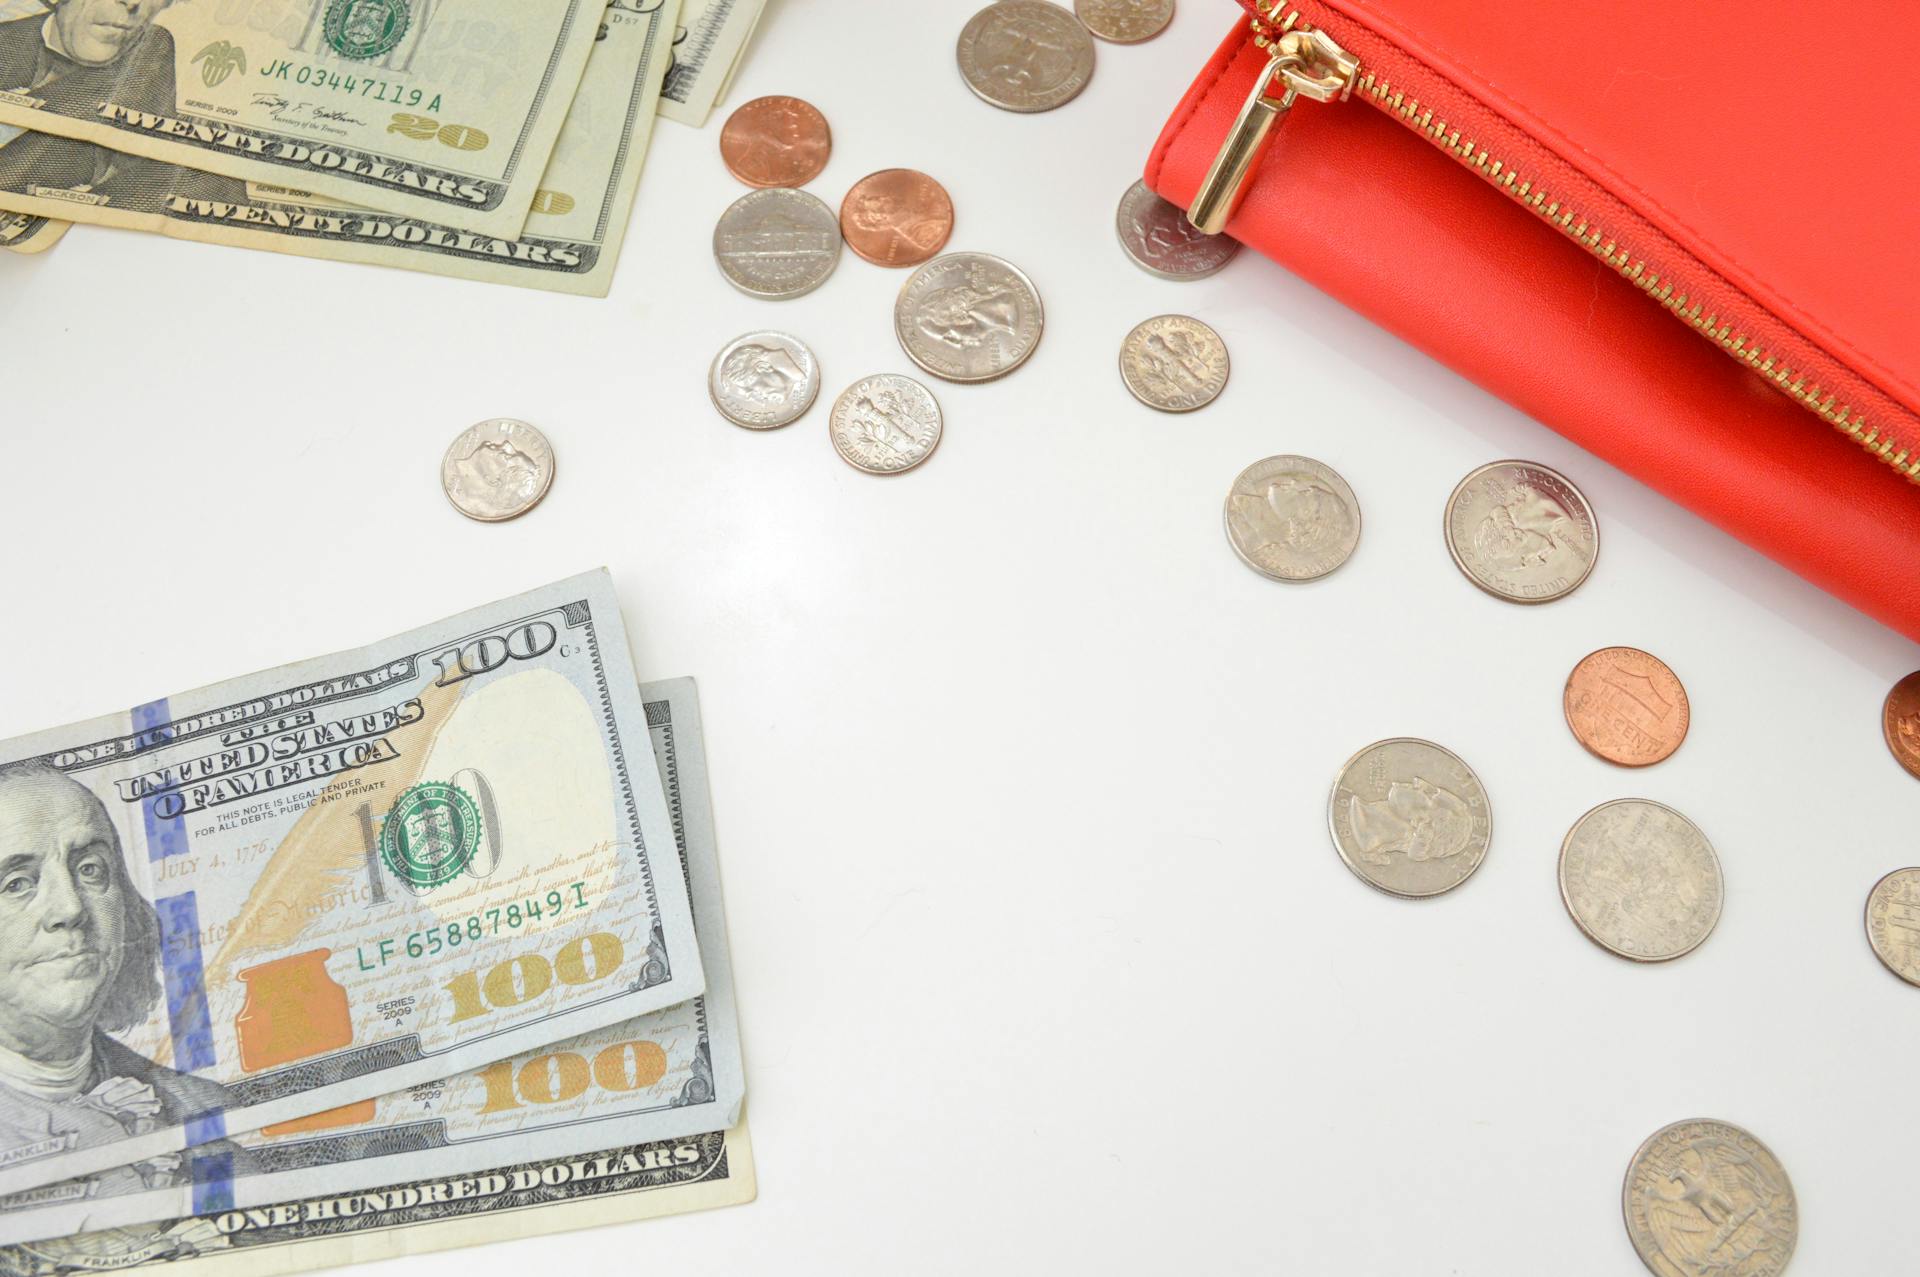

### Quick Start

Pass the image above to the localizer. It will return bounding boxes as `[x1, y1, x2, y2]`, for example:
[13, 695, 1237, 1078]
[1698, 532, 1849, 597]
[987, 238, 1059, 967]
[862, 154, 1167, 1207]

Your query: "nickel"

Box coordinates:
[1883, 670, 1920, 780]
[713, 187, 843, 299]
[1075, 0, 1174, 43]
[709, 331, 820, 430]
[840, 169, 955, 267]
[829, 374, 943, 475]
[441, 418, 555, 523]
[719, 95, 832, 188]
[1119, 314, 1228, 412]
[1328, 739, 1491, 899]
[1444, 460, 1598, 603]
[956, 0, 1096, 113]
[1623, 1119, 1797, 1277]
[1564, 647, 1690, 767]
[894, 252, 1044, 383]
[1224, 456, 1360, 582]
[1115, 179, 1239, 279]
[1558, 799, 1721, 962]
[1865, 867, 1920, 986]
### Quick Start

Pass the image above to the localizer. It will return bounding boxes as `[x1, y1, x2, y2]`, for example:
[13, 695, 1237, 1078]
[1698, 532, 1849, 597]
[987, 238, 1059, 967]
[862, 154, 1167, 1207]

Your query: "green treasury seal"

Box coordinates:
[381, 782, 482, 889]
[324, 0, 412, 60]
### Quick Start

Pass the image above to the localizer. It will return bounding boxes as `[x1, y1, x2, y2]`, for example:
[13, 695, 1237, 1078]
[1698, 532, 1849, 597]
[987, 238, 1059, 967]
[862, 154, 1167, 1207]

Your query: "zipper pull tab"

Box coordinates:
[1186, 28, 1359, 235]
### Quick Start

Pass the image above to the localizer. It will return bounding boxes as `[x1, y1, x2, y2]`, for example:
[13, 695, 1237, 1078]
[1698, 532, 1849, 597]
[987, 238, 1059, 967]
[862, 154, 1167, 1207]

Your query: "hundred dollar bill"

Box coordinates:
[658, 0, 765, 127]
[0, 209, 63, 251]
[0, 0, 604, 237]
[0, 1126, 754, 1276]
[0, 0, 677, 294]
[0, 570, 704, 1197]
[0, 677, 744, 1248]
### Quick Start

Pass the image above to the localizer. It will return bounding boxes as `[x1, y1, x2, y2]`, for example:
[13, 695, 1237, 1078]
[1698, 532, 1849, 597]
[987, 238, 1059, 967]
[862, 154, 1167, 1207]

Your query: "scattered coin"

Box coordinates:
[1075, 0, 1174, 43]
[708, 331, 820, 430]
[441, 419, 555, 523]
[1115, 179, 1239, 279]
[894, 252, 1044, 383]
[1558, 799, 1722, 962]
[712, 187, 843, 299]
[1882, 670, 1920, 781]
[829, 374, 943, 475]
[1623, 1119, 1797, 1277]
[718, 95, 832, 188]
[1865, 867, 1920, 986]
[1444, 459, 1599, 604]
[956, 0, 1096, 113]
[840, 169, 955, 267]
[1119, 313, 1228, 412]
[1564, 648, 1690, 767]
[1328, 739, 1491, 899]
[1224, 456, 1360, 582]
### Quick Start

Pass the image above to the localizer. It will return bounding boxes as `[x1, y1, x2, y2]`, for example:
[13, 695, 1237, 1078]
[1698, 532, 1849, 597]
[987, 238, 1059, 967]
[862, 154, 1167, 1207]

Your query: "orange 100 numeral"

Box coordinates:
[475, 1039, 669, 1113]
[445, 931, 624, 1024]
[387, 113, 491, 151]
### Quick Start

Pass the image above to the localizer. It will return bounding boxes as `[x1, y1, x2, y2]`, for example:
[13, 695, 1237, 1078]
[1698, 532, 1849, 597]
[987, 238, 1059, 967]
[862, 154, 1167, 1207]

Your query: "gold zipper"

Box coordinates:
[1191, 5, 1920, 482]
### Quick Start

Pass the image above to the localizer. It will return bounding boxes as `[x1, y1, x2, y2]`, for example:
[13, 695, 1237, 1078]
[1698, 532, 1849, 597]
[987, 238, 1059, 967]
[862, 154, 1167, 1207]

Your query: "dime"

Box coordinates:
[718, 95, 832, 188]
[1443, 460, 1599, 603]
[1075, 0, 1174, 43]
[1328, 739, 1491, 899]
[708, 331, 820, 430]
[956, 0, 1095, 113]
[440, 419, 555, 523]
[1564, 648, 1690, 767]
[1119, 314, 1228, 412]
[1558, 799, 1721, 962]
[712, 188, 842, 299]
[1224, 456, 1360, 582]
[1623, 1119, 1797, 1277]
[829, 374, 943, 475]
[1865, 867, 1920, 986]
[1883, 670, 1920, 781]
[1115, 179, 1239, 279]
[894, 252, 1044, 383]
[840, 169, 955, 267]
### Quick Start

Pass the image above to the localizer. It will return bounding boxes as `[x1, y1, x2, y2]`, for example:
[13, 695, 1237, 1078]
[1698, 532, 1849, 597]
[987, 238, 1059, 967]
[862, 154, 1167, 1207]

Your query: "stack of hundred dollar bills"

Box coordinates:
[0, 571, 752, 1277]
[0, 0, 767, 292]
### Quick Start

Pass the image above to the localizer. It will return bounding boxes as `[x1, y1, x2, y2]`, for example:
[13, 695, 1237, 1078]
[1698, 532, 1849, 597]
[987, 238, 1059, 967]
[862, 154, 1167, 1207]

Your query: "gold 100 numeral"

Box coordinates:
[445, 930, 623, 1024]
[388, 114, 491, 151]
[475, 1039, 669, 1113]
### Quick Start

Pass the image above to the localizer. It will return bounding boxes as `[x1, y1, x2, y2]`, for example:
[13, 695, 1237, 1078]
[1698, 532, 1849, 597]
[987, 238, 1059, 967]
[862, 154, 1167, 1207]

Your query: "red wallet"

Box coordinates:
[1146, 0, 1920, 641]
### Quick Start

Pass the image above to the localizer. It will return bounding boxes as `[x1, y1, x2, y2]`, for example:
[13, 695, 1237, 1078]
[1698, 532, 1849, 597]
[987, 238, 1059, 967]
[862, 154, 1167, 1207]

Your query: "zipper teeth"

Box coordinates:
[1248, 4, 1920, 483]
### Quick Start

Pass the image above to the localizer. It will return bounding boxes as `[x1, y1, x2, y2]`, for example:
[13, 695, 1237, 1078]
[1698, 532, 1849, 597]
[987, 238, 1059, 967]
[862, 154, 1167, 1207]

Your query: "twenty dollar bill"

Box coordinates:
[0, 209, 63, 252]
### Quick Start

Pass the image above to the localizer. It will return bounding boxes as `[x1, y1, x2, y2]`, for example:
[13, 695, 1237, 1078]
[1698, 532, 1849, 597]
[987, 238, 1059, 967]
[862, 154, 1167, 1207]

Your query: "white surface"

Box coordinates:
[4, 1, 1917, 1272]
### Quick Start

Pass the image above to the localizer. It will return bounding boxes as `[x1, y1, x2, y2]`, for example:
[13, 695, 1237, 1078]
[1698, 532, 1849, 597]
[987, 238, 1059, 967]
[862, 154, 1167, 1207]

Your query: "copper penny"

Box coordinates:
[838, 169, 955, 267]
[1884, 671, 1920, 780]
[1563, 647, 1690, 767]
[719, 95, 831, 188]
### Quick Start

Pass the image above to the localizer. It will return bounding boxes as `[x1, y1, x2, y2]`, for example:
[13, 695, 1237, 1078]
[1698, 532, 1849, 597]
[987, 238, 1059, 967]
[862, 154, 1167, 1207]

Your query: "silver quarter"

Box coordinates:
[1328, 739, 1491, 899]
[1443, 459, 1598, 603]
[709, 331, 820, 430]
[712, 187, 842, 299]
[441, 419, 555, 523]
[1623, 1119, 1797, 1277]
[1558, 799, 1722, 962]
[1115, 179, 1239, 279]
[1119, 313, 1228, 411]
[1865, 867, 1920, 987]
[829, 374, 943, 475]
[956, 0, 1095, 113]
[894, 252, 1044, 383]
[1224, 455, 1360, 582]
[1075, 0, 1174, 43]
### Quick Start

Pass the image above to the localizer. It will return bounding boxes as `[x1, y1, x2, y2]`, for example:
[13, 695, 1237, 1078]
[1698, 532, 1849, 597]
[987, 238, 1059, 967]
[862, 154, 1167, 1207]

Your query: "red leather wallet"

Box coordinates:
[1147, 1, 1920, 641]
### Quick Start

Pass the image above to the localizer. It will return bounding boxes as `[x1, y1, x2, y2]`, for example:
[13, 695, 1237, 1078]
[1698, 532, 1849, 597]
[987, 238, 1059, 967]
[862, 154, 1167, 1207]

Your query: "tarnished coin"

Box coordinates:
[1865, 867, 1920, 986]
[1623, 1119, 1797, 1277]
[1075, 0, 1174, 43]
[708, 331, 820, 430]
[840, 169, 955, 267]
[1115, 179, 1239, 279]
[1328, 739, 1491, 899]
[956, 0, 1095, 113]
[719, 95, 831, 188]
[1444, 460, 1598, 603]
[712, 187, 842, 299]
[894, 252, 1044, 383]
[1564, 648, 1690, 767]
[1883, 671, 1920, 781]
[829, 375, 943, 475]
[1224, 456, 1360, 582]
[1119, 314, 1228, 412]
[441, 419, 555, 523]
[1559, 799, 1721, 962]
